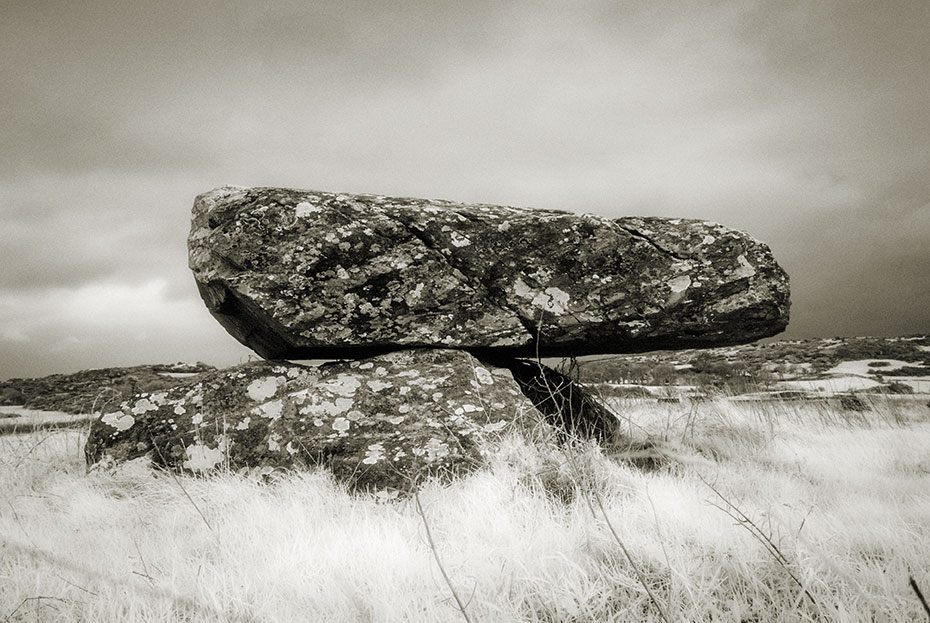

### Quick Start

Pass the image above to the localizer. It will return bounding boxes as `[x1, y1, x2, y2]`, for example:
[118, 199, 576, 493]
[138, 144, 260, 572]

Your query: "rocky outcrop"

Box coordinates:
[0, 362, 215, 414]
[189, 186, 789, 360]
[85, 350, 604, 492]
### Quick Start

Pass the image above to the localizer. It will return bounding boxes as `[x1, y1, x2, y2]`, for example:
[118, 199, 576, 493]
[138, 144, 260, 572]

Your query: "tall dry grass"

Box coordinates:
[1, 395, 929, 622]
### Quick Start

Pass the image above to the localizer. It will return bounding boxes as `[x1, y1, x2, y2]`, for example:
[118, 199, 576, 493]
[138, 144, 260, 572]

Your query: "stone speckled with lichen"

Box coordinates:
[84, 349, 558, 492]
[189, 186, 790, 359]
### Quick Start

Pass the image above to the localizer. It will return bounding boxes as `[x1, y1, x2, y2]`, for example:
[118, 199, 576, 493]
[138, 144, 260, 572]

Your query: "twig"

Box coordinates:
[531, 329, 671, 621]
[910, 576, 930, 619]
[149, 436, 215, 535]
[562, 445, 672, 623]
[413, 491, 474, 623]
[698, 473, 816, 606]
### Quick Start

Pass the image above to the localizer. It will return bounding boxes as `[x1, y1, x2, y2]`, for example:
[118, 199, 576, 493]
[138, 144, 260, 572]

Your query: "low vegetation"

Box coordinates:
[2, 394, 929, 621]
[0, 363, 215, 415]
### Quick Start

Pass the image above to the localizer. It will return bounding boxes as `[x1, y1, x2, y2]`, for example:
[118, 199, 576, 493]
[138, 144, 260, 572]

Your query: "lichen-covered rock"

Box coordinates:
[85, 349, 565, 492]
[189, 186, 789, 359]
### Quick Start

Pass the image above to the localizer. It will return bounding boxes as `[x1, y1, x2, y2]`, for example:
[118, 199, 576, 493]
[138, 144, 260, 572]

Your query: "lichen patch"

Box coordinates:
[101, 411, 135, 432]
[668, 275, 692, 293]
[473, 366, 494, 385]
[254, 399, 283, 420]
[734, 254, 756, 279]
[131, 399, 158, 415]
[183, 442, 226, 472]
[295, 201, 322, 217]
[318, 374, 362, 396]
[246, 377, 281, 402]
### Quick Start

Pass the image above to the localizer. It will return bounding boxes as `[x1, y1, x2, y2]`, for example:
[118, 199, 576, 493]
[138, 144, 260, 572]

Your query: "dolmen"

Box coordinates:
[86, 186, 790, 492]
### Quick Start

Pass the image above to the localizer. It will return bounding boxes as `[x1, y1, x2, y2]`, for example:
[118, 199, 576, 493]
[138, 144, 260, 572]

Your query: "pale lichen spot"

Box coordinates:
[173, 404, 186, 416]
[668, 275, 692, 293]
[702, 234, 716, 245]
[255, 399, 283, 420]
[734, 254, 756, 279]
[318, 374, 361, 397]
[332, 417, 350, 432]
[295, 201, 322, 217]
[366, 379, 394, 392]
[535, 287, 571, 314]
[247, 377, 281, 402]
[236, 417, 252, 430]
[386, 415, 405, 424]
[101, 411, 135, 431]
[299, 396, 353, 417]
[191, 412, 204, 426]
[398, 404, 411, 414]
[449, 231, 471, 247]
[474, 366, 494, 385]
[183, 443, 225, 472]
[150, 392, 168, 406]
[404, 282, 425, 306]
[363, 443, 385, 464]
[359, 362, 374, 370]
[285, 441, 300, 455]
[513, 278, 534, 299]
[267, 433, 282, 452]
[131, 399, 158, 415]
[483, 421, 508, 433]
[422, 438, 451, 463]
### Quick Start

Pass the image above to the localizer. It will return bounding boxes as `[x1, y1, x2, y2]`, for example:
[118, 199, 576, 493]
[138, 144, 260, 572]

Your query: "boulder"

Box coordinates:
[189, 186, 789, 360]
[85, 349, 611, 491]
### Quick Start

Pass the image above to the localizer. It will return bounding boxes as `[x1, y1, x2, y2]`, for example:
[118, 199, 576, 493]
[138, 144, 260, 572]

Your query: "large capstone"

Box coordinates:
[189, 186, 790, 359]
[84, 349, 614, 492]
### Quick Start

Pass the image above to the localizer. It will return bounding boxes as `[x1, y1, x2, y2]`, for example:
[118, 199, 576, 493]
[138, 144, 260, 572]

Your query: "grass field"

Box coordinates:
[1, 395, 929, 622]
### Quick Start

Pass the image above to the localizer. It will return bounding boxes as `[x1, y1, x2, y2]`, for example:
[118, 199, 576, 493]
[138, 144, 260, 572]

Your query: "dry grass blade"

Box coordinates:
[414, 490, 475, 623]
[149, 435, 215, 535]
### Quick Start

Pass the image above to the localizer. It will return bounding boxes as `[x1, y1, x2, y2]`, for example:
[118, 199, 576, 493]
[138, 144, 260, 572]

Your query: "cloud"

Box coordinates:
[1, 0, 928, 377]
[0, 279, 251, 379]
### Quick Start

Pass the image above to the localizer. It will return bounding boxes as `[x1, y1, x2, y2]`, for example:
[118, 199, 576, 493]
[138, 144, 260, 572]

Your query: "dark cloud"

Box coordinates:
[1, 0, 928, 378]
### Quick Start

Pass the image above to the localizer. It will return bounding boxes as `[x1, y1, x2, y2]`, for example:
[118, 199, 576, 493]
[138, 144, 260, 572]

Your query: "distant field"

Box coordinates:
[2, 395, 929, 622]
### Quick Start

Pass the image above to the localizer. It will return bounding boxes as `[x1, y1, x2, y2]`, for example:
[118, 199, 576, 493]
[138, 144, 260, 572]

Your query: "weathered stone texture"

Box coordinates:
[85, 349, 566, 491]
[189, 186, 789, 359]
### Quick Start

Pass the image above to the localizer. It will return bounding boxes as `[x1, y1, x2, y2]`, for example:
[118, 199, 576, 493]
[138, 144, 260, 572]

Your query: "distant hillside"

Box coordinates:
[3, 336, 928, 415]
[0, 363, 216, 414]
[572, 335, 930, 394]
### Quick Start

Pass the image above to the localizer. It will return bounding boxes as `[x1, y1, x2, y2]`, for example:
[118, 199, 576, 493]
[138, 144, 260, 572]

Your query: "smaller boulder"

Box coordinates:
[85, 349, 567, 492]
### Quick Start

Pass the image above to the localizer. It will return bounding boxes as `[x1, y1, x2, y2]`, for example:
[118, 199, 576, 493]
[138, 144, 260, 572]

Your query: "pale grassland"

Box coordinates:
[1, 396, 929, 622]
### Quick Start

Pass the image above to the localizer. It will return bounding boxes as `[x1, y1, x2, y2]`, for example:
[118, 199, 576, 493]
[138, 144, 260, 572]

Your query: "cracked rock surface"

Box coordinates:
[85, 349, 570, 492]
[189, 186, 790, 358]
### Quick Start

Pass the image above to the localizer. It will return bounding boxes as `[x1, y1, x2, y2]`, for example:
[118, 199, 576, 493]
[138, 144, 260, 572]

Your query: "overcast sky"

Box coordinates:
[2, 0, 929, 379]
